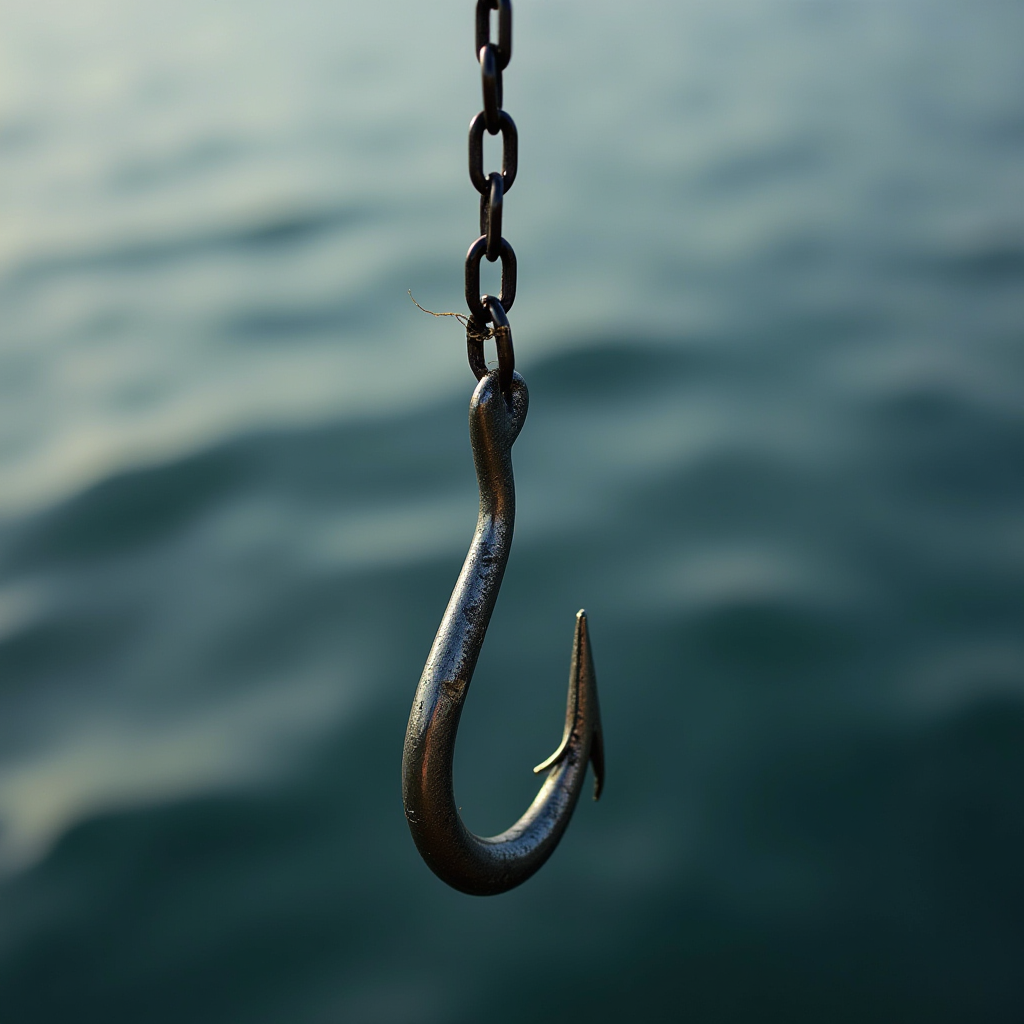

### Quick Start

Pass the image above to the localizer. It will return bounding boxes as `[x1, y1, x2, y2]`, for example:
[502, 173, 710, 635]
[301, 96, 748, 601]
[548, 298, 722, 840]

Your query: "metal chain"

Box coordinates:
[465, 0, 516, 395]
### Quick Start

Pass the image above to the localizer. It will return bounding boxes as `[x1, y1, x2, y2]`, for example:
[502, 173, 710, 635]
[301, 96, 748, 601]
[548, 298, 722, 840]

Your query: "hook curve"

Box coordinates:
[402, 370, 603, 896]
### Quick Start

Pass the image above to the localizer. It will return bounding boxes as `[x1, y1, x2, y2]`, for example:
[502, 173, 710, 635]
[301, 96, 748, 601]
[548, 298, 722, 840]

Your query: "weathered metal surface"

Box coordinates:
[402, 370, 603, 895]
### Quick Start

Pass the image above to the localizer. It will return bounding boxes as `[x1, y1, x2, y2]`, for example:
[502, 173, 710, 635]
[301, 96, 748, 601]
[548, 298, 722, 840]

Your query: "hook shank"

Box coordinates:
[403, 370, 603, 895]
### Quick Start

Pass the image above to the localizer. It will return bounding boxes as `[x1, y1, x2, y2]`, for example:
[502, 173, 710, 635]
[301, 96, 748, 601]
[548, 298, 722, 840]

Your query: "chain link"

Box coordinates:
[468, 111, 517, 194]
[465, 234, 516, 326]
[481, 171, 503, 260]
[479, 43, 503, 134]
[476, 0, 511, 69]
[466, 0, 516, 393]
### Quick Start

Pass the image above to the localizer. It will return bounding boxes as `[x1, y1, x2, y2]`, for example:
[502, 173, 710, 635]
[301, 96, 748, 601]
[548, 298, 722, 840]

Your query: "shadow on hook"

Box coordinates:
[402, 370, 603, 896]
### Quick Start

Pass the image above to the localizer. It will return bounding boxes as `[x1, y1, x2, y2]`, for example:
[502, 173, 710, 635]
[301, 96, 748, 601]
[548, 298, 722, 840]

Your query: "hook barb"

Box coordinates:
[402, 370, 603, 895]
[532, 610, 604, 802]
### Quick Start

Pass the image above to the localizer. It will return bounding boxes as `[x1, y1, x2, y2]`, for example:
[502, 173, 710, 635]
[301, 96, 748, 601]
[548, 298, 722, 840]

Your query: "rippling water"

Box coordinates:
[1, 1, 1022, 1020]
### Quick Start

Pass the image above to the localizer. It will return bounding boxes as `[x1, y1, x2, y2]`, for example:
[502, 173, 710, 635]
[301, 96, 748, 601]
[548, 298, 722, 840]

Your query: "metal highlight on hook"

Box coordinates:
[402, 370, 603, 896]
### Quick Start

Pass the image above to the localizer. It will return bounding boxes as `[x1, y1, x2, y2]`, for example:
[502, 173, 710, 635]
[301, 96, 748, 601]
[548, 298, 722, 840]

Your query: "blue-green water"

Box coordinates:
[1, 1, 1022, 1020]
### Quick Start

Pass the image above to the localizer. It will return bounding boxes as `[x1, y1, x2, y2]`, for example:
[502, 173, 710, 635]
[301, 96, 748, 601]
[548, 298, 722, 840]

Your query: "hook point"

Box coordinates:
[532, 608, 600, 786]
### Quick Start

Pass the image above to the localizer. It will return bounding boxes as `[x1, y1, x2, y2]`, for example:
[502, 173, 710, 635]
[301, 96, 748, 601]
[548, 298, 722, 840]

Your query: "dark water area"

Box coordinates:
[1, 1, 1023, 1021]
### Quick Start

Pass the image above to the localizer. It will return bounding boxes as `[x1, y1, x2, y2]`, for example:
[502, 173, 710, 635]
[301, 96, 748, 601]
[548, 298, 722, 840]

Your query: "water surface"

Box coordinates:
[1, 1, 1022, 1020]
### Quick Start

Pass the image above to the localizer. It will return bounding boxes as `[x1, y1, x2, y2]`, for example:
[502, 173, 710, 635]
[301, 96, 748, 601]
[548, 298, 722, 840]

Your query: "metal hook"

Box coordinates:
[402, 369, 604, 895]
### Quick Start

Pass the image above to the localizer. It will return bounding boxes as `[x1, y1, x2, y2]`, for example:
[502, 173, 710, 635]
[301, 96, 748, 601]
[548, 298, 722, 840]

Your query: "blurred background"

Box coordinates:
[1, 0, 1022, 1020]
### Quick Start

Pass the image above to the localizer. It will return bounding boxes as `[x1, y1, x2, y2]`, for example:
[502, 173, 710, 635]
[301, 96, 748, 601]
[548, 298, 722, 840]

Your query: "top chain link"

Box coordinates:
[476, 0, 511, 69]
[466, 0, 517, 393]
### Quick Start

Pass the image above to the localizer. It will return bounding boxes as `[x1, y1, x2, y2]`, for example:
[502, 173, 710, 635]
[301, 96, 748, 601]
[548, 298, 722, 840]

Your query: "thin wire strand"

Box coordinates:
[408, 291, 492, 341]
